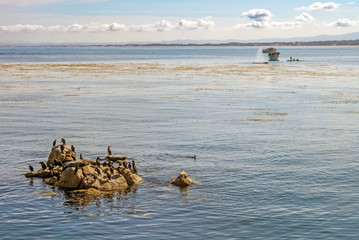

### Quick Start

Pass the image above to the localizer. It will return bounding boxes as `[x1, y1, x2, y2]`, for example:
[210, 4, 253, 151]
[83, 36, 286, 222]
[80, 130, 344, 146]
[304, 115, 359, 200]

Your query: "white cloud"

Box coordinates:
[233, 12, 314, 30]
[0, 24, 45, 32]
[233, 21, 270, 29]
[0, 18, 216, 33]
[296, 2, 340, 11]
[130, 20, 174, 32]
[177, 16, 214, 30]
[241, 9, 272, 22]
[108, 23, 128, 31]
[328, 18, 357, 27]
[295, 13, 314, 22]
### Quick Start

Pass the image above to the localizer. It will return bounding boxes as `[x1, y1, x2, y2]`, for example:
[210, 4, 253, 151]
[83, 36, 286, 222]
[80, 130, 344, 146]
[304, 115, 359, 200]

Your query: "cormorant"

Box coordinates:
[132, 160, 137, 173]
[53, 139, 56, 147]
[61, 138, 66, 145]
[80, 154, 83, 160]
[107, 146, 112, 156]
[39, 162, 47, 170]
[71, 145, 75, 152]
[29, 165, 34, 172]
[60, 145, 64, 153]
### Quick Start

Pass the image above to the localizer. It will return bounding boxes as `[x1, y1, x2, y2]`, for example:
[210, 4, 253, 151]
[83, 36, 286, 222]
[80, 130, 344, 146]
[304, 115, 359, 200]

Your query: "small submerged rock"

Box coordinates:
[169, 171, 195, 187]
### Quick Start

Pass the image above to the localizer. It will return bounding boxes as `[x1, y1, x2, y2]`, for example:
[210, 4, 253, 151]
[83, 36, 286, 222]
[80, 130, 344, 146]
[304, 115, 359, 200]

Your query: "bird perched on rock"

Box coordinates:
[71, 145, 75, 152]
[80, 154, 83, 160]
[72, 155, 76, 161]
[132, 160, 137, 173]
[60, 145, 64, 153]
[123, 162, 127, 168]
[53, 139, 56, 147]
[96, 157, 101, 166]
[61, 138, 66, 145]
[95, 167, 101, 175]
[128, 162, 132, 170]
[39, 162, 47, 170]
[107, 146, 112, 156]
[110, 167, 114, 174]
[29, 164, 34, 172]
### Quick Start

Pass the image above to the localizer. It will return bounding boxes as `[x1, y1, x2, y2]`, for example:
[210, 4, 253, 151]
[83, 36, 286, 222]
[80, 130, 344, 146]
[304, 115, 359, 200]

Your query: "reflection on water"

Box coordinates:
[61, 185, 139, 208]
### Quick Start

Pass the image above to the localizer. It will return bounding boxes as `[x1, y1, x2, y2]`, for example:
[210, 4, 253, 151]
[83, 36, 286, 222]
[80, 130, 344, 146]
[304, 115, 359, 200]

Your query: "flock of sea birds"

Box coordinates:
[28, 138, 138, 182]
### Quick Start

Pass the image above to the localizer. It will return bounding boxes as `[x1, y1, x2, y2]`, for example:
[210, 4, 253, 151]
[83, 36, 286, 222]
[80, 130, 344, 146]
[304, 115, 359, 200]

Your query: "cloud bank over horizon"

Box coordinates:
[0, 1, 358, 42]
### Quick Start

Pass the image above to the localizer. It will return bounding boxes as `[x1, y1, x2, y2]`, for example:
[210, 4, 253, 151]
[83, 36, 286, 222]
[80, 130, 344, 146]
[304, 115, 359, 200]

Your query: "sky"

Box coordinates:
[0, 0, 358, 43]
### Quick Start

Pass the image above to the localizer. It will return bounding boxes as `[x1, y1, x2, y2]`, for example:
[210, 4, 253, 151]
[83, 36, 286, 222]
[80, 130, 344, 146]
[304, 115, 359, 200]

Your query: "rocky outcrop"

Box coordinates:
[47, 144, 76, 165]
[25, 139, 142, 191]
[169, 171, 195, 187]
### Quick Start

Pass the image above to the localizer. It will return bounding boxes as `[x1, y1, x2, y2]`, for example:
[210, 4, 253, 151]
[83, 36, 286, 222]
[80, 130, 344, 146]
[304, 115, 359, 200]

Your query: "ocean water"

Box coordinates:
[0, 46, 359, 239]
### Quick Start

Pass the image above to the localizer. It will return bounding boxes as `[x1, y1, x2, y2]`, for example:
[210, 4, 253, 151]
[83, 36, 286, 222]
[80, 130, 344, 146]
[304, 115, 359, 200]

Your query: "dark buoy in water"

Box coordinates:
[29, 165, 34, 172]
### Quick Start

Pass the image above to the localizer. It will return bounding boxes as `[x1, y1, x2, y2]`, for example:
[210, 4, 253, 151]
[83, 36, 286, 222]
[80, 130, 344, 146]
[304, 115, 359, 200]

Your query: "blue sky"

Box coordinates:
[0, 0, 358, 43]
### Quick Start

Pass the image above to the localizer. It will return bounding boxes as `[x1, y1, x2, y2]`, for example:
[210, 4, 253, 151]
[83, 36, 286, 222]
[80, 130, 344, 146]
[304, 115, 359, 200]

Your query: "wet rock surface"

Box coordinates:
[169, 171, 195, 187]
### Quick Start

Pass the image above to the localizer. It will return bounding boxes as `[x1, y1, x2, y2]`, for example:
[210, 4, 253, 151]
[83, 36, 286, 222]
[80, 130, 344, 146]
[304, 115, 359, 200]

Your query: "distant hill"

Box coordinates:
[1, 32, 358, 46]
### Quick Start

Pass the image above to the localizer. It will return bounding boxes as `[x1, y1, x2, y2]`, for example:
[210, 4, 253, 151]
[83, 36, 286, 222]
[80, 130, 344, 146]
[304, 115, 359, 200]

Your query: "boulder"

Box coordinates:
[47, 144, 76, 165]
[169, 171, 194, 187]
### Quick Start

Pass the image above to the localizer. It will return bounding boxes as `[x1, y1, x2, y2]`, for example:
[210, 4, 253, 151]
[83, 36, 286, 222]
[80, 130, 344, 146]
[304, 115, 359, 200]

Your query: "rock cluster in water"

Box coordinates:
[25, 138, 143, 190]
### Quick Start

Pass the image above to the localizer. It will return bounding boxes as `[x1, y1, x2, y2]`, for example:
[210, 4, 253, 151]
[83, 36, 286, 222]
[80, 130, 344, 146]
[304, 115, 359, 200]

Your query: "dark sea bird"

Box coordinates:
[71, 145, 75, 152]
[96, 167, 101, 175]
[123, 162, 127, 168]
[74, 166, 79, 174]
[61, 138, 66, 145]
[72, 155, 76, 161]
[53, 139, 56, 147]
[96, 157, 101, 166]
[39, 162, 47, 170]
[80, 154, 83, 160]
[132, 160, 137, 173]
[110, 167, 114, 174]
[29, 165, 34, 172]
[128, 162, 132, 170]
[60, 145, 64, 153]
[107, 146, 112, 156]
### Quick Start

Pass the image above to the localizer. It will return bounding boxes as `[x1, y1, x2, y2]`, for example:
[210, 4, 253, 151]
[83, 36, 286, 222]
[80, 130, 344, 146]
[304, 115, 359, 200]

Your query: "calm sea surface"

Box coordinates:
[0, 46, 359, 239]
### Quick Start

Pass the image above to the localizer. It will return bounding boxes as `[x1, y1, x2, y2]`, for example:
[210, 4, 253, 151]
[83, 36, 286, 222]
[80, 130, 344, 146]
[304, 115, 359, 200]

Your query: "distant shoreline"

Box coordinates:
[1, 40, 359, 48]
